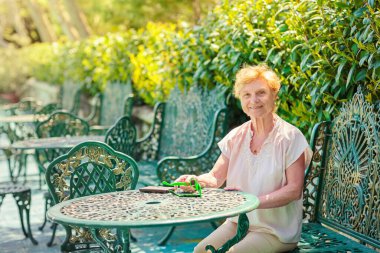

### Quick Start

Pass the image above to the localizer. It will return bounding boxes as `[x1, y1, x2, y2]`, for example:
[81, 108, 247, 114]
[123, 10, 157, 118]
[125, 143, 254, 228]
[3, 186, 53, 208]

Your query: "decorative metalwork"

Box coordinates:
[134, 102, 165, 161]
[298, 90, 380, 251]
[46, 142, 139, 252]
[100, 81, 133, 126]
[302, 121, 332, 222]
[61, 189, 246, 221]
[0, 183, 38, 245]
[36, 111, 89, 138]
[157, 109, 227, 182]
[318, 90, 380, 246]
[159, 85, 227, 157]
[105, 116, 136, 156]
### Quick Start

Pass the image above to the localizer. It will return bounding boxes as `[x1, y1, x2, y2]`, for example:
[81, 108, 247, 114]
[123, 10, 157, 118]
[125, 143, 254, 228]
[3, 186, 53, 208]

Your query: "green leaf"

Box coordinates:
[346, 64, 356, 87]
[355, 69, 367, 82]
[335, 60, 346, 83]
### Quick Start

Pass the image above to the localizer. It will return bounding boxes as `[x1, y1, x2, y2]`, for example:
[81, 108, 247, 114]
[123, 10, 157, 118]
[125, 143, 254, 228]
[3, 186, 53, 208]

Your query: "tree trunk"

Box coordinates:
[24, 0, 56, 42]
[192, 0, 201, 24]
[47, 0, 77, 40]
[62, 0, 91, 38]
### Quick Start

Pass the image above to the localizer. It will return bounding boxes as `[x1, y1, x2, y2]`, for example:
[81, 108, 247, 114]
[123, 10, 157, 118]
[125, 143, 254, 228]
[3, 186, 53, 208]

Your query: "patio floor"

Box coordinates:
[0, 142, 214, 253]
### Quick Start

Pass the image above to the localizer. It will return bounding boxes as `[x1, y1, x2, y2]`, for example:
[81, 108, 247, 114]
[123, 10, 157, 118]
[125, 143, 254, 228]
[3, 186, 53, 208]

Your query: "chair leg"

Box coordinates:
[158, 226, 176, 246]
[39, 193, 51, 231]
[13, 190, 38, 245]
[47, 223, 58, 247]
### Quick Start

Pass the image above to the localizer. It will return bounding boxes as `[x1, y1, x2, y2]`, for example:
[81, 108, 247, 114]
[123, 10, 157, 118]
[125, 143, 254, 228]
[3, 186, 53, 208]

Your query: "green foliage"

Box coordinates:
[1, 0, 379, 136]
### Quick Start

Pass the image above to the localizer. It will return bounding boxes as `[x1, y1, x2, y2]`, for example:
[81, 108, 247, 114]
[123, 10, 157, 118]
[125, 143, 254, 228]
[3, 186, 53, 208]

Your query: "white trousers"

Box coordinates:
[194, 220, 297, 253]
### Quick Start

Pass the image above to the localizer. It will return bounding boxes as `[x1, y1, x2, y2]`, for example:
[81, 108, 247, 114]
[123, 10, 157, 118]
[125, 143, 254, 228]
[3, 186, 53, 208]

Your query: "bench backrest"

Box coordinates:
[304, 90, 379, 248]
[158, 85, 227, 159]
[98, 81, 133, 126]
[60, 81, 81, 114]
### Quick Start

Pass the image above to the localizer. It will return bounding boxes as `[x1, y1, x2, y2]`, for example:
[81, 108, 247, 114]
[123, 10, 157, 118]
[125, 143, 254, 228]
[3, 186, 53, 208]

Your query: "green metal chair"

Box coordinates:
[34, 111, 90, 245]
[45, 141, 139, 252]
[134, 85, 229, 245]
[105, 115, 137, 156]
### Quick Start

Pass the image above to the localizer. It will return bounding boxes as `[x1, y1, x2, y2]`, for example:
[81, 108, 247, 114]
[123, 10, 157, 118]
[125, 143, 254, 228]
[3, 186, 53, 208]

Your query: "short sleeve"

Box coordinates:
[218, 132, 232, 159]
[285, 129, 313, 169]
[217, 125, 244, 159]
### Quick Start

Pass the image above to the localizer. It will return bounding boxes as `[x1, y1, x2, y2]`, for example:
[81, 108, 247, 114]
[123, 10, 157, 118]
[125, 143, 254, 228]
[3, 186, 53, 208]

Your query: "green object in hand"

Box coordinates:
[162, 178, 202, 197]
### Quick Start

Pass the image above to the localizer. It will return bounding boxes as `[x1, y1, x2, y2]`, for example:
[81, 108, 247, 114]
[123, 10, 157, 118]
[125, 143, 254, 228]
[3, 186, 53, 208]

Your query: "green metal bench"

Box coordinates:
[134, 85, 229, 186]
[295, 89, 379, 252]
[133, 85, 229, 245]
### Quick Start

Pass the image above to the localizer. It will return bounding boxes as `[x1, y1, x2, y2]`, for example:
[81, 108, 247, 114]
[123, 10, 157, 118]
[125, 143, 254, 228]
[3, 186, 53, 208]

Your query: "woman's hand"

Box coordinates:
[175, 174, 199, 192]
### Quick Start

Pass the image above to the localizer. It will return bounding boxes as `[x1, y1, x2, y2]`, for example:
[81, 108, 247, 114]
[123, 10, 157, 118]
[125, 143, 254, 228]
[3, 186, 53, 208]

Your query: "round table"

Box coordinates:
[10, 135, 105, 150]
[47, 189, 259, 253]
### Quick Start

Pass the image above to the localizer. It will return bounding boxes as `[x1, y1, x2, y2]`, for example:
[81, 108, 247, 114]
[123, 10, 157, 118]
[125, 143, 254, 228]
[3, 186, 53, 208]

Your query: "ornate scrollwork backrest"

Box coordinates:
[318, 90, 380, 247]
[159, 85, 227, 158]
[46, 142, 139, 204]
[157, 108, 227, 182]
[105, 116, 136, 156]
[100, 81, 133, 126]
[36, 111, 89, 138]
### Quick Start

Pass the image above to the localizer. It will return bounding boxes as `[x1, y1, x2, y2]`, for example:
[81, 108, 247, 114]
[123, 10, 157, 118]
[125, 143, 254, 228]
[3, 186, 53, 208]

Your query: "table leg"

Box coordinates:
[205, 213, 249, 253]
[89, 228, 132, 253]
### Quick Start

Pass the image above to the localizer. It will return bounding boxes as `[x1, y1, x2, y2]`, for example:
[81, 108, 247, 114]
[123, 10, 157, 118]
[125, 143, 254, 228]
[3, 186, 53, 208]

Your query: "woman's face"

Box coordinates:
[239, 78, 276, 119]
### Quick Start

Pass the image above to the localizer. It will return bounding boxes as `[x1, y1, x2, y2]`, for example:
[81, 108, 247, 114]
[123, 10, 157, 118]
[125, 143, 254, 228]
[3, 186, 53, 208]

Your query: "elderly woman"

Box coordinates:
[176, 64, 312, 253]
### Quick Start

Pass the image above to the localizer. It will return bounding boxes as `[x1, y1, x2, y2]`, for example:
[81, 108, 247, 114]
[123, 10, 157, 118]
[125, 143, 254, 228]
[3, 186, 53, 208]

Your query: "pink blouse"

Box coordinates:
[218, 114, 312, 243]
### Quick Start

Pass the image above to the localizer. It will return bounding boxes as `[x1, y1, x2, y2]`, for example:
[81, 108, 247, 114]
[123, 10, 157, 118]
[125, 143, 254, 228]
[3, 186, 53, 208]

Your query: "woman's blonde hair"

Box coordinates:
[233, 64, 281, 98]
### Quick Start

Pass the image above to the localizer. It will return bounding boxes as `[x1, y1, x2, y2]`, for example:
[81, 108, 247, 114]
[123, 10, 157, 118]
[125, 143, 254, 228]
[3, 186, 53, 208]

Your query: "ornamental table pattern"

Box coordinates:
[61, 189, 247, 222]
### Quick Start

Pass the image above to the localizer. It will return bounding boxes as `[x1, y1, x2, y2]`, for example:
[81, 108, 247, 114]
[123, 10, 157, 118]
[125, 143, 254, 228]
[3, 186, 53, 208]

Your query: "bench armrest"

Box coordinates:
[303, 120, 332, 222]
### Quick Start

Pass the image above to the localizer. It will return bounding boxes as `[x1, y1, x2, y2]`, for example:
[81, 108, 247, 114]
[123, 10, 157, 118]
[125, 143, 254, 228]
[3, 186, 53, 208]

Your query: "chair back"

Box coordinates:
[36, 111, 89, 138]
[45, 141, 139, 203]
[35, 111, 90, 174]
[105, 116, 136, 156]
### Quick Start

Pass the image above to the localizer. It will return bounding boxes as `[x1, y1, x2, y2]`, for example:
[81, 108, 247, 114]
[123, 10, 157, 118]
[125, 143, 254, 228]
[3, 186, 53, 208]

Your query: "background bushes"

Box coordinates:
[0, 0, 378, 135]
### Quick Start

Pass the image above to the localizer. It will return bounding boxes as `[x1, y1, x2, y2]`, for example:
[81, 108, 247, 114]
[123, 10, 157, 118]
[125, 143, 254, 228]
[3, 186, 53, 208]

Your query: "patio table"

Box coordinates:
[47, 189, 259, 253]
[0, 114, 47, 123]
[10, 135, 105, 150]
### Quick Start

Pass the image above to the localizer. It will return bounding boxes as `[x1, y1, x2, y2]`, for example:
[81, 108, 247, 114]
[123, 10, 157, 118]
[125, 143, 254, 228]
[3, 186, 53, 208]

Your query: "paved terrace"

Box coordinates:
[0, 137, 213, 253]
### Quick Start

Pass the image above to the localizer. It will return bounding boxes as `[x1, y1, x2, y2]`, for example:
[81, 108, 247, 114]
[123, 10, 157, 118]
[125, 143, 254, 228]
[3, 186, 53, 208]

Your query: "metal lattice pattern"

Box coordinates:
[157, 109, 227, 182]
[46, 142, 139, 251]
[159, 85, 227, 158]
[105, 116, 136, 156]
[61, 189, 246, 221]
[134, 102, 165, 161]
[302, 121, 332, 222]
[47, 144, 138, 203]
[100, 82, 133, 126]
[36, 112, 89, 138]
[318, 90, 380, 246]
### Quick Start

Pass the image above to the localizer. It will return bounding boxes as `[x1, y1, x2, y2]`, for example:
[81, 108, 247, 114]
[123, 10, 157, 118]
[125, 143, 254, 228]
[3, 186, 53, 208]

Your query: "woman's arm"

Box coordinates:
[175, 154, 229, 188]
[258, 153, 305, 209]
